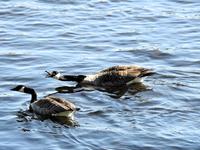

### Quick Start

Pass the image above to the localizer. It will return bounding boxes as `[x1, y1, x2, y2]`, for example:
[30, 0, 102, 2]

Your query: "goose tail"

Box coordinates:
[76, 107, 81, 111]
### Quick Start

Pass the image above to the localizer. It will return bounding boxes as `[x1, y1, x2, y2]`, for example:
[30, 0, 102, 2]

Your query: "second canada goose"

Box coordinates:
[11, 85, 79, 118]
[46, 65, 154, 87]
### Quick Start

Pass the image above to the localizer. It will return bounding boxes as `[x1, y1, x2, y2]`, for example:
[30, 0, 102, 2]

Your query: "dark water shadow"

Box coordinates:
[16, 109, 79, 128]
[54, 83, 150, 99]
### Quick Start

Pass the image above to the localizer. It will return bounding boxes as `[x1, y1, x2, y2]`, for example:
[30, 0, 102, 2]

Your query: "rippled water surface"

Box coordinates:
[1, 0, 200, 149]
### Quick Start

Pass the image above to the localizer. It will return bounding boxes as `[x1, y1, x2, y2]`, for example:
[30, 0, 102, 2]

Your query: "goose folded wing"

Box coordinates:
[96, 72, 136, 86]
[45, 96, 76, 111]
[100, 65, 126, 72]
[106, 66, 152, 77]
[100, 65, 141, 73]
[32, 98, 74, 116]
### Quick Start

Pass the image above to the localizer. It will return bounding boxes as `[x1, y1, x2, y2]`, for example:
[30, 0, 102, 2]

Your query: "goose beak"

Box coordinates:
[45, 70, 59, 78]
[45, 71, 51, 78]
[10, 87, 17, 91]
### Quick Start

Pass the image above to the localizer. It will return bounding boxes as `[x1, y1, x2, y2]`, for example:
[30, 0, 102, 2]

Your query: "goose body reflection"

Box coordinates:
[54, 82, 150, 99]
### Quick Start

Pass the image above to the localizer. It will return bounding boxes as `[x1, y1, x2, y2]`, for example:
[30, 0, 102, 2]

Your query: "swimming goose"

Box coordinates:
[11, 85, 79, 118]
[46, 65, 154, 87]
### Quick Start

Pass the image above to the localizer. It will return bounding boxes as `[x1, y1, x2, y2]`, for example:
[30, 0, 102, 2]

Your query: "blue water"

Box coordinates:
[1, 0, 200, 149]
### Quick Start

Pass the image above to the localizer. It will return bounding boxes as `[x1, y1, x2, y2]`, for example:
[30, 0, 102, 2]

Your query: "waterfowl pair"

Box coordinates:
[11, 85, 79, 118]
[11, 65, 154, 119]
[46, 65, 154, 87]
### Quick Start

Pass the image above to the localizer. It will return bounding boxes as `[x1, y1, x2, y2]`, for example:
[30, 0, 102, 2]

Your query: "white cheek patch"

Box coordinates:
[54, 73, 61, 79]
[19, 86, 25, 92]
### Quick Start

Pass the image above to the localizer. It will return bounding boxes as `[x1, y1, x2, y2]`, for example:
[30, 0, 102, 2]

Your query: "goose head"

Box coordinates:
[45, 71, 61, 79]
[11, 85, 36, 95]
[11, 85, 26, 93]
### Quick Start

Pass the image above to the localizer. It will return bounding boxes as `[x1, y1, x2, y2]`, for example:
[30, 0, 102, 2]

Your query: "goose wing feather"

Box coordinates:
[31, 96, 75, 116]
[93, 65, 153, 86]
[100, 65, 140, 72]
[45, 96, 76, 110]
[100, 65, 152, 77]
[96, 71, 138, 86]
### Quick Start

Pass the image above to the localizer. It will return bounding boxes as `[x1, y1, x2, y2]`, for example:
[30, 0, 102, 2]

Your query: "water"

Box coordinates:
[1, 0, 200, 149]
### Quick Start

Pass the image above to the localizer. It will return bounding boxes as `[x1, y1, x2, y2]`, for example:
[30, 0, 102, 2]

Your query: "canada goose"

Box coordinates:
[46, 65, 154, 87]
[11, 85, 79, 118]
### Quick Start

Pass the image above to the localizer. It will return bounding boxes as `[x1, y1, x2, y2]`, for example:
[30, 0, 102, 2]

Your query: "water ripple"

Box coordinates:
[0, 0, 200, 149]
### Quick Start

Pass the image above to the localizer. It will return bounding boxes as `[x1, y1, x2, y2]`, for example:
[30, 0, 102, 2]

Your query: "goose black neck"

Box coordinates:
[30, 92, 37, 103]
[24, 87, 37, 103]
[62, 75, 86, 83]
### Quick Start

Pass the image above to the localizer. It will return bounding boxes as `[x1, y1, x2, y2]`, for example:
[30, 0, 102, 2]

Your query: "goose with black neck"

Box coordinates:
[11, 85, 79, 119]
[46, 65, 155, 87]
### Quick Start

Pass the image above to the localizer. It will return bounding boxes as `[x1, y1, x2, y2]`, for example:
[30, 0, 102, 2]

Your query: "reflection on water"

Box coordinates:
[16, 110, 34, 123]
[54, 82, 149, 98]
[1, 0, 200, 149]
[51, 116, 79, 127]
[16, 110, 79, 127]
